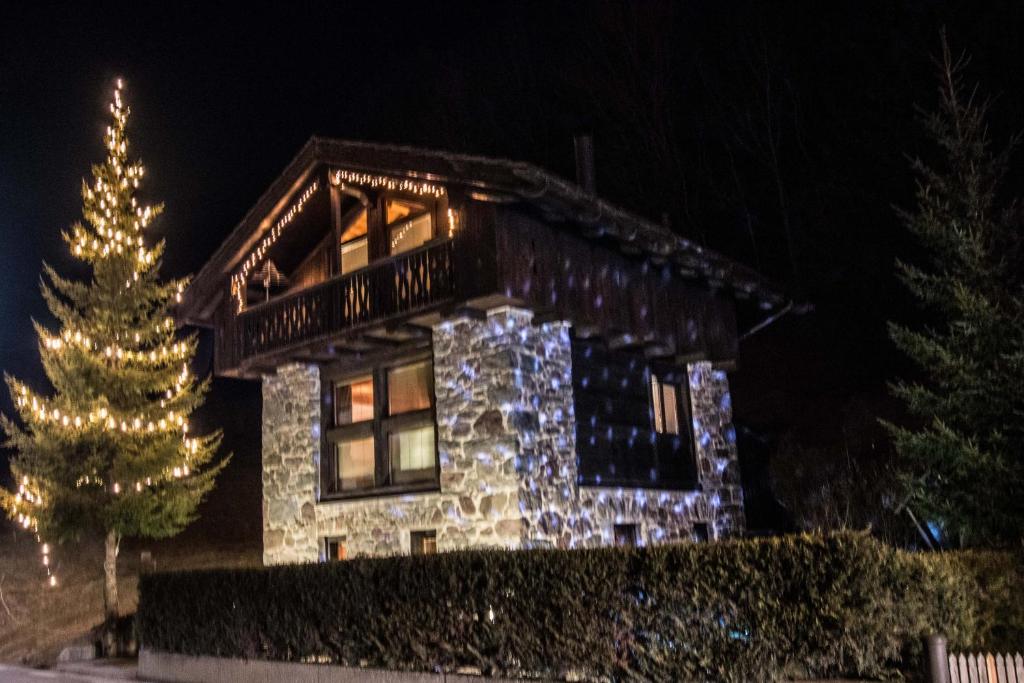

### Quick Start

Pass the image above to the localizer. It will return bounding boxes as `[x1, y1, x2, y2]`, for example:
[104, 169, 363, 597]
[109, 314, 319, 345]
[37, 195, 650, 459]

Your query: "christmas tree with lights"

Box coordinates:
[0, 80, 225, 619]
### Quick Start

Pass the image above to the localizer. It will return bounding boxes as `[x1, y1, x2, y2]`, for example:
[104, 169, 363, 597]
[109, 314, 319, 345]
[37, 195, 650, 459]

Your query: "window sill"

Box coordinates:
[318, 482, 440, 504]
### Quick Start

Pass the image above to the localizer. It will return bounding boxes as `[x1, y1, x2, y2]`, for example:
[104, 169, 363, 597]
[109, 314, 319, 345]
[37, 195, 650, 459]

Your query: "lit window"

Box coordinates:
[321, 358, 438, 497]
[325, 537, 347, 561]
[386, 198, 425, 224]
[386, 199, 432, 254]
[386, 360, 435, 485]
[387, 361, 432, 415]
[334, 376, 373, 426]
[651, 375, 683, 435]
[335, 436, 375, 491]
[410, 530, 437, 555]
[390, 424, 436, 484]
[339, 209, 368, 274]
[390, 214, 432, 254]
[340, 238, 368, 275]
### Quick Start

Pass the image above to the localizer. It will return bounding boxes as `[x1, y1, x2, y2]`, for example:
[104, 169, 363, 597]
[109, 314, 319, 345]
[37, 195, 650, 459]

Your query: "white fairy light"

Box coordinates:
[231, 180, 320, 311]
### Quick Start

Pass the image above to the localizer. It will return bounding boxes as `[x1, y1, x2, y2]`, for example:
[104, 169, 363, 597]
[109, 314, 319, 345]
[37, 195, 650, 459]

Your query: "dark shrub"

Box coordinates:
[138, 532, 1017, 682]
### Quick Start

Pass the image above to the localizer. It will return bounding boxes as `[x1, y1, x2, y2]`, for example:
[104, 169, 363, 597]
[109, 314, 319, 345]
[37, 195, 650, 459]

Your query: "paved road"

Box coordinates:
[0, 664, 144, 682]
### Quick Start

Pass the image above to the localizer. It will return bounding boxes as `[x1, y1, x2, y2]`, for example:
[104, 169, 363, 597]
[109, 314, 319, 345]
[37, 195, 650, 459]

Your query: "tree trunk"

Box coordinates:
[103, 529, 119, 620]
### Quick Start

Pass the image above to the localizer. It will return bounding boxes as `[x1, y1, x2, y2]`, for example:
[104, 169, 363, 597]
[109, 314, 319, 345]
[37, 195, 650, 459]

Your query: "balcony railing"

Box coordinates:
[232, 238, 454, 364]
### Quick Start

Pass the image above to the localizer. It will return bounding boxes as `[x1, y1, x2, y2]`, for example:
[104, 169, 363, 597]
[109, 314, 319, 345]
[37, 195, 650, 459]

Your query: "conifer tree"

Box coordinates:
[886, 42, 1024, 547]
[0, 80, 226, 617]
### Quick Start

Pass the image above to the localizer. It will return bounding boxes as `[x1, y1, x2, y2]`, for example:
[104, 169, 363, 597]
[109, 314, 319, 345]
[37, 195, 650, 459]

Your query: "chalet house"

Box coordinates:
[178, 137, 788, 565]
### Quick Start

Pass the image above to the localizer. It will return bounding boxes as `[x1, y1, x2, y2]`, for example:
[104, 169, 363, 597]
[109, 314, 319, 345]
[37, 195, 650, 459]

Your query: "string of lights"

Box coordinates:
[231, 181, 320, 311]
[230, 169, 456, 312]
[12, 378, 192, 432]
[41, 328, 189, 364]
[329, 169, 447, 197]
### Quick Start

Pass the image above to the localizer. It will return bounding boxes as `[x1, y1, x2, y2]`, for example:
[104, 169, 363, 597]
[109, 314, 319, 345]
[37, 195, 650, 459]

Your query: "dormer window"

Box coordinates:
[387, 198, 433, 254]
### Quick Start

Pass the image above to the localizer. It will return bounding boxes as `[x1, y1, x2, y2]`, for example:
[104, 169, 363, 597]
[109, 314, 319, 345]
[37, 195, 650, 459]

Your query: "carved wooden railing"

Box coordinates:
[234, 238, 454, 362]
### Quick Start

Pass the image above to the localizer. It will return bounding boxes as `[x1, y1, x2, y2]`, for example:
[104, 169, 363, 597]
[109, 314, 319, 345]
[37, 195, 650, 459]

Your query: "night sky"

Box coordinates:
[4, 1, 1024, 536]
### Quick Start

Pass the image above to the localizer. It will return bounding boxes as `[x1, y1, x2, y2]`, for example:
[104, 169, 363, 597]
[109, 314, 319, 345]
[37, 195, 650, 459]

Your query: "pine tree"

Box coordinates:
[0, 80, 226, 617]
[886, 42, 1024, 547]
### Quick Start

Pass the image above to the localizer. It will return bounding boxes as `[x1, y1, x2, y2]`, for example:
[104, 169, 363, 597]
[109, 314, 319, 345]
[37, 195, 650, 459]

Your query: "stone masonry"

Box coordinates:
[315, 307, 574, 555]
[688, 361, 745, 537]
[262, 363, 321, 565]
[260, 308, 744, 564]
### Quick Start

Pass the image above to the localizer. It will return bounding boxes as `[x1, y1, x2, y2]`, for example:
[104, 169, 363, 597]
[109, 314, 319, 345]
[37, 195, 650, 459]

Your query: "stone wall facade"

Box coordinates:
[260, 308, 745, 564]
[688, 362, 745, 537]
[262, 363, 321, 565]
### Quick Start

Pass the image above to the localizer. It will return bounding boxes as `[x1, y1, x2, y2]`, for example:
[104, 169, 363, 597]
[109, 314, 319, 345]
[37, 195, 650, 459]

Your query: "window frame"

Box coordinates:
[650, 373, 685, 436]
[613, 523, 640, 547]
[320, 351, 440, 501]
[337, 205, 369, 275]
[410, 529, 437, 555]
[382, 193, 439, 257]
[324, 536, 347, 561]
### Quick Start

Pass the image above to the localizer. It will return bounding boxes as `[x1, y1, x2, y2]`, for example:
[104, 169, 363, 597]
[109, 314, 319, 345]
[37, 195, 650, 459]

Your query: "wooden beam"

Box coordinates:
[359, 333, 406, 347]
[386, 322, 428, 339]
[643, 341, 675, 359]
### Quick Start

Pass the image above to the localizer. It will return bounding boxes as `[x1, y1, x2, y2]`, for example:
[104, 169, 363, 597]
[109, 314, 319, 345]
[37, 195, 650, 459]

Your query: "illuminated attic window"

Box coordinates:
[339, 208, 368, 275]
[387, 198, 433, 254]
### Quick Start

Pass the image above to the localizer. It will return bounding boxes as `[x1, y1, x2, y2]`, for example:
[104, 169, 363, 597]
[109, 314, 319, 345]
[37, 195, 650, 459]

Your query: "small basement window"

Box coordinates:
[692, 523, 710, 542]
[324, 536, 347, 561]
[410, 530, 437, 555]
[613, 523, 639, 547]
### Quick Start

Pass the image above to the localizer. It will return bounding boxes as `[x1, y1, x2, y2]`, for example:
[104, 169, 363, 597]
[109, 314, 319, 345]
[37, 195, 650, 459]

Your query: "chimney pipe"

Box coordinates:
[574, 134, 596, 194]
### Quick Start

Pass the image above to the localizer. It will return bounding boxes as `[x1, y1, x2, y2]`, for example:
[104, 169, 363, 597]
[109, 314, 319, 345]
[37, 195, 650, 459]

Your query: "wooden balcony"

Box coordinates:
[223, 238, 455, 372]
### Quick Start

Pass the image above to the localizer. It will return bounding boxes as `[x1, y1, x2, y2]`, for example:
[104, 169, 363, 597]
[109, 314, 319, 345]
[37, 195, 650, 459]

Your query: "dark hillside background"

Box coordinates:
[3, 1, 1024, 538]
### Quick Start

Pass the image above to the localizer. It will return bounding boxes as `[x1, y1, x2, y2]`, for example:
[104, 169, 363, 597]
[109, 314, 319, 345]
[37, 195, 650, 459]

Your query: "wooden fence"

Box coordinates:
[947, 653, 1024, 683]
[927, 635, 1024, 683]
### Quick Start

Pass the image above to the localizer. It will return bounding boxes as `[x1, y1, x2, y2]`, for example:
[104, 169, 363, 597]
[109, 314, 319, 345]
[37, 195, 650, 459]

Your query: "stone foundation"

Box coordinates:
[260, 309, 745, 564]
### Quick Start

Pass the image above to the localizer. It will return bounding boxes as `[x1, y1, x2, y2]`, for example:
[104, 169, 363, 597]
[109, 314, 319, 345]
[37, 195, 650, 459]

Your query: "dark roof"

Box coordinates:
[179, 137, 788, 324]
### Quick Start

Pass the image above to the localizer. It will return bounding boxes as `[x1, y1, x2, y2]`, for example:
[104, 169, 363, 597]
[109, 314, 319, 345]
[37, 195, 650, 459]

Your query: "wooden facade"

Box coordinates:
[493, 206, 739, 361]
[572, 338, 698, 489]
[205, 201, 745, 376]
[183, 138, 784, 378]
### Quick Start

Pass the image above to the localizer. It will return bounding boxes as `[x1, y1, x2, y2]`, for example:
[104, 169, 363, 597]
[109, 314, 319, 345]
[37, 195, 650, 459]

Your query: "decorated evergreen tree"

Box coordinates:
[0, 80, 225, 617]
[886, 43, 1024, 547]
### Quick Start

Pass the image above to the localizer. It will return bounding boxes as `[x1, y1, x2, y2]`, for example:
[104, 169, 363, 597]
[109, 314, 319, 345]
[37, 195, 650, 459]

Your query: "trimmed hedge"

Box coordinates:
[137, 533, 1020, 682]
